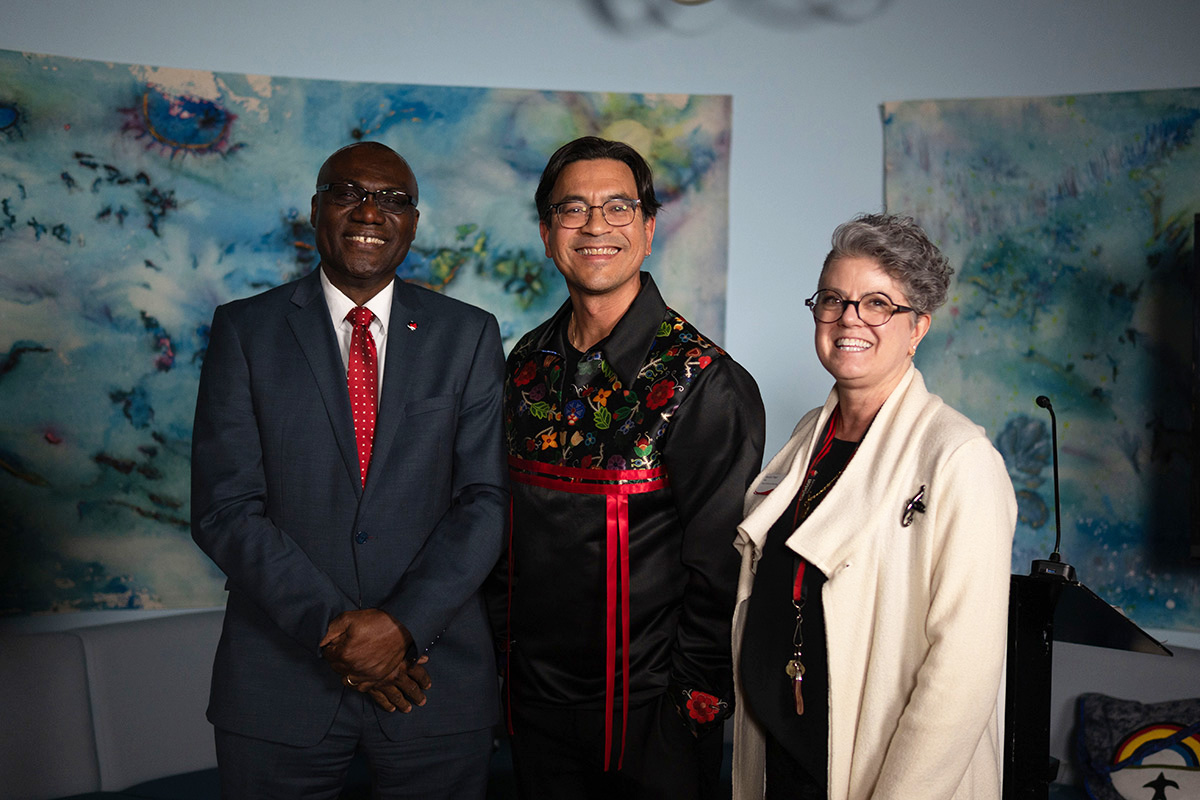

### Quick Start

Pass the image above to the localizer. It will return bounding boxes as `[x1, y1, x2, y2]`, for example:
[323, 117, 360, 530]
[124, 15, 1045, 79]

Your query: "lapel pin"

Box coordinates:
[901, 485, 926, 527]
[407, 321, 418, 331]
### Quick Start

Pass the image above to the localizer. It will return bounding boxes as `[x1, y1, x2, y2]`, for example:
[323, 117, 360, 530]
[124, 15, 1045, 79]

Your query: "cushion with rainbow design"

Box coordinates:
[1076, 692, 1200, 799]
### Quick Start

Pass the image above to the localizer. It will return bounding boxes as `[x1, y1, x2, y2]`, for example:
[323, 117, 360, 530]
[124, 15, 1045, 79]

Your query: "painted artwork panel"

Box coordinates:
[0, 49, 732, 614]
[884, 89, 1200, 634]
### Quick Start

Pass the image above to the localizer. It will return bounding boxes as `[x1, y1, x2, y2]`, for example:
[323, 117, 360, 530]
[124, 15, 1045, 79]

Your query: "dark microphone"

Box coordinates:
[1031, 395, 1076, 581]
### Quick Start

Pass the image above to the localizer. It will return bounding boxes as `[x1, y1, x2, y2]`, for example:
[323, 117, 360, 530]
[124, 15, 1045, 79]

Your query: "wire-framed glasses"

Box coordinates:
[316, 183, 416, 214]
[548, 198, 641, 228]
[804, 289, 916, 327]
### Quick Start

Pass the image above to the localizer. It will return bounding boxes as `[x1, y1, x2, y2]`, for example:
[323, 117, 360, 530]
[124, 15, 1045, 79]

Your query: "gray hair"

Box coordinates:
[822, 213, 953, 315]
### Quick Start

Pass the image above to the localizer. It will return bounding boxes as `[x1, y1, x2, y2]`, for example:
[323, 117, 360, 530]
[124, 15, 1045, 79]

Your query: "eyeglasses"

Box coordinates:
[316, 183, 416, 214]
[548, 198, 641, 229]
[805, 289, 917, 327]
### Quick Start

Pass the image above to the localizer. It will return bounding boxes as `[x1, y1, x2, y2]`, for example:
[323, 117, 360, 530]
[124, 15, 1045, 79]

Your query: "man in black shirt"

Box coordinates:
[492, 136, 765, 799]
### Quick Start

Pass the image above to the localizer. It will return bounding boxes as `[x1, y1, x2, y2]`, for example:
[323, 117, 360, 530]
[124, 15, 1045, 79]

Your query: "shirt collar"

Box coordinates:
[550, 272, 667, 388]
[319, 267, 394, 335]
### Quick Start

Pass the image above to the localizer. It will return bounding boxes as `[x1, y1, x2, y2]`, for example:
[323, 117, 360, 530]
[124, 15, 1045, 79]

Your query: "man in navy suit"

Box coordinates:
[191, 141, 507, 799]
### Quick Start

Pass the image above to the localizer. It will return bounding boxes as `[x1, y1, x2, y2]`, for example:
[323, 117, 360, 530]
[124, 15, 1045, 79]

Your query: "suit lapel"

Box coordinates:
[286, 271, 362, 493]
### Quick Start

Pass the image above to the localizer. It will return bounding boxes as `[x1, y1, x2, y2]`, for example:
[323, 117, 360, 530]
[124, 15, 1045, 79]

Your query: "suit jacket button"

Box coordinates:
[355, 531, 368, 544]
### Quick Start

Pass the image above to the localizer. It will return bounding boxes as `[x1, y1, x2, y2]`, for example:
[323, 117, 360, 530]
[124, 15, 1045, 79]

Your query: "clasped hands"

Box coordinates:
[320, 609, 431, 713]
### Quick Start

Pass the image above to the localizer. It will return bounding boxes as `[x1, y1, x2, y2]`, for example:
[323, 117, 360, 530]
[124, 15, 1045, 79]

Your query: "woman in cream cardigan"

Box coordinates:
[733, 214, 1017, 800]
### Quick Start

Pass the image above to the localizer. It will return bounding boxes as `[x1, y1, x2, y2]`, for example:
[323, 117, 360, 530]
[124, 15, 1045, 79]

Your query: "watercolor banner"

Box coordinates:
[0, 49, 731, 613]
[884, 89, 1200, 634]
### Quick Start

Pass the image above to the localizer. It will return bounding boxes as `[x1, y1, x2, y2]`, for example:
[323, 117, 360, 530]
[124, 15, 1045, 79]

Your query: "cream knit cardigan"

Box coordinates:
[732, 366, 1017, 800]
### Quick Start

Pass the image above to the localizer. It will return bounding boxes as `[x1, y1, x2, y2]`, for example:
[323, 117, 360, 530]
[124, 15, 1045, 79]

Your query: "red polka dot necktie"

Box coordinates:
[345, 306, 377, 487]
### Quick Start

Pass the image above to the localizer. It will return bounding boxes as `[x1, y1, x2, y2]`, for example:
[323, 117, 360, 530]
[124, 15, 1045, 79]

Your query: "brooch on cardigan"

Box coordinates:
[901, 485, 927, 527]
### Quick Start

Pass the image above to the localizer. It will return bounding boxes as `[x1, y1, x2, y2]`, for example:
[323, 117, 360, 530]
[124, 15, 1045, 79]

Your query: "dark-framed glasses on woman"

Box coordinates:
[804, 289, 916, 327]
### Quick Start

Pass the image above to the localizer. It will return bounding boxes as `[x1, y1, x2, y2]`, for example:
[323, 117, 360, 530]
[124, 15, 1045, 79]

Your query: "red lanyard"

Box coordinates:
[793, 561, 807, 604]
[791, 407, 840, 603]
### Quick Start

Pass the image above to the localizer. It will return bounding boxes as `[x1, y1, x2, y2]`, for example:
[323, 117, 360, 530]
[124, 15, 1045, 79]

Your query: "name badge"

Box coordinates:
[754, 474, 785, 495]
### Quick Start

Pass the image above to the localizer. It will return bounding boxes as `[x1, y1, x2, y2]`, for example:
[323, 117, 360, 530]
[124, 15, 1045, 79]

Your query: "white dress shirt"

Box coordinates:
[319, 268, 394, 396]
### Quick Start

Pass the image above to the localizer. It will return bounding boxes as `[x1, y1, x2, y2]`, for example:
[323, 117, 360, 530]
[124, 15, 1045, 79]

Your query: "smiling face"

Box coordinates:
[310, 143, 419, 304]
[815, 256, 931, 401]
[539, 158, 655, 307]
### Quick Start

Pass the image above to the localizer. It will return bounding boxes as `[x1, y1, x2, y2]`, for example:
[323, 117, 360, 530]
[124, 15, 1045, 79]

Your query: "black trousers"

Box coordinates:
[508, 694, 724, 800]
[214, 691, 492, 800]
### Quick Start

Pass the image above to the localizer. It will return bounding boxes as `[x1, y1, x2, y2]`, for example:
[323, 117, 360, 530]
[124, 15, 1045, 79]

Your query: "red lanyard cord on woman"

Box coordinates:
[786, 405, 845, 715]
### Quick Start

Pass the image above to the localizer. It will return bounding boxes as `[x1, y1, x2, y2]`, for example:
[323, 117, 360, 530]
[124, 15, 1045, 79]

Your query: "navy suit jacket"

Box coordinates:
[191, 269, 507, 746]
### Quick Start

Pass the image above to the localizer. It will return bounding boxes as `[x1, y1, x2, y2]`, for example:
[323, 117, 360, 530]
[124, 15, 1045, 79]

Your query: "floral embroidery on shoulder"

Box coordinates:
[505, 309, 726, 470]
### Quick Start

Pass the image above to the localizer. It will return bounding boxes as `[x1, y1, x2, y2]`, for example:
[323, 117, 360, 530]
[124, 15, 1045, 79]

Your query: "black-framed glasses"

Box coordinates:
[548, 198, 641, 229]
[316, 183, 416, 214]
[804, 289, 917, 327]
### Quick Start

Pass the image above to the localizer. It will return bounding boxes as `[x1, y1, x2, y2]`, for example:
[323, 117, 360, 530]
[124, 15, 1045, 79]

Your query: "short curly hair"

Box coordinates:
[821, 213, 953, 315]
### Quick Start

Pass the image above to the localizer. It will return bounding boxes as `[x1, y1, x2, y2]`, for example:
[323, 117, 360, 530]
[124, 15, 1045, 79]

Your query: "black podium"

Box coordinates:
[1002, 573, 1173, 798]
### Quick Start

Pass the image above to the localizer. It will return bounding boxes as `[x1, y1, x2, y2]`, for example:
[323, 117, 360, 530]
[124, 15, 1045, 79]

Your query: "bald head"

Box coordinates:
[317, 142, 419, 206]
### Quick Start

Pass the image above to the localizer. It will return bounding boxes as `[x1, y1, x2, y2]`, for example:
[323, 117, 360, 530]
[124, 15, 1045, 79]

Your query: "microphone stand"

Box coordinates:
[1030, 396, 1075, 582]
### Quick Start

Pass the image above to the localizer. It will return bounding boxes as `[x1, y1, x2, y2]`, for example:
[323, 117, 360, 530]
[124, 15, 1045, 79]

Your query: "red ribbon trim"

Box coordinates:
[506, 458, 656, 770]
[509, 455, 665, 482]
[618, 494, 631, 770]
[602, 493, 632, 771]
[510, 471, 666, 495]
[604, 493, 618, 769]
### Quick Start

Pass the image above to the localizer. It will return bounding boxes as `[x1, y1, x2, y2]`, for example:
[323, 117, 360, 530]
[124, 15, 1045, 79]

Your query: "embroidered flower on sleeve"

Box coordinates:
[698, 356, 712, 369]
[646, 378, 676, 410]
[686, 690, 721, 724]
[528, 383, 546, 402]
[540, 432, 558, 450]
